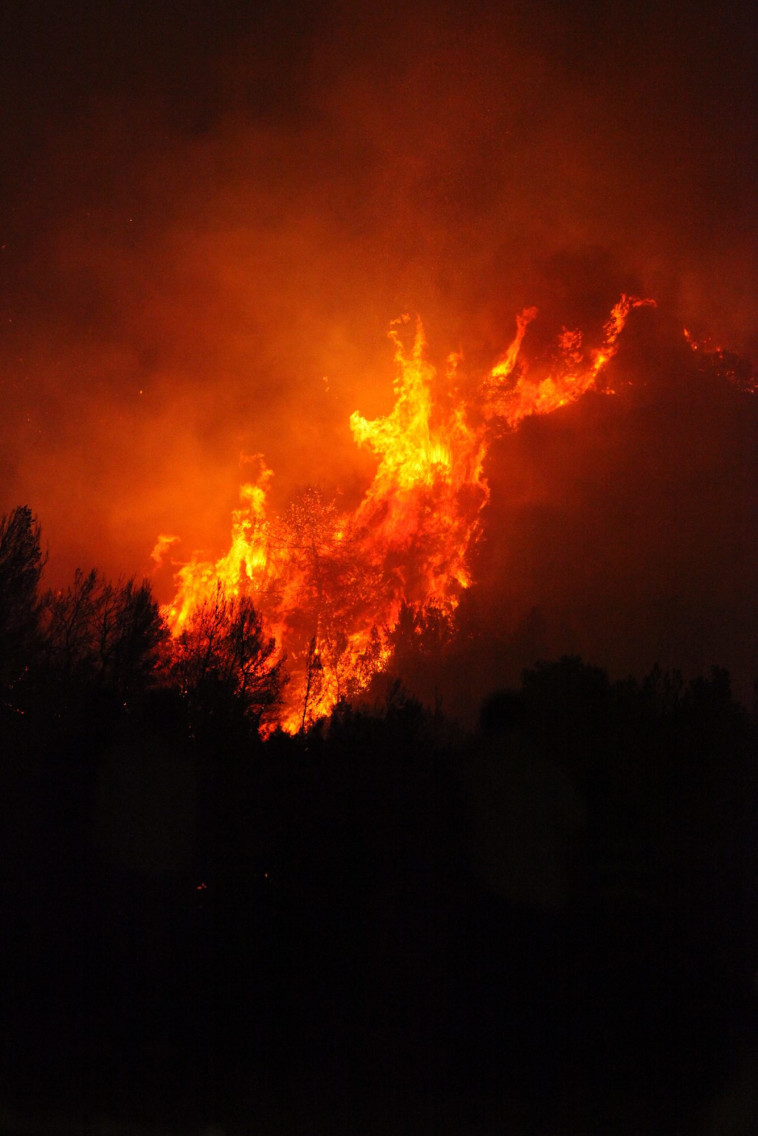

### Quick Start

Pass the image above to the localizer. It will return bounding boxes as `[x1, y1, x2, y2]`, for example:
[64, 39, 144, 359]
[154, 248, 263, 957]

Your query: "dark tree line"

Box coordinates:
[0, 505, 46, 709]
[0, 507, 283, 741]
[2, 505, 758, 1134]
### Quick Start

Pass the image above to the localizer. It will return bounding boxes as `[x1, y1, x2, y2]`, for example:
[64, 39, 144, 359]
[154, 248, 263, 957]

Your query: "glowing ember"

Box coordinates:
[684, 328, 758, 393]
[162, 295, 653, 731]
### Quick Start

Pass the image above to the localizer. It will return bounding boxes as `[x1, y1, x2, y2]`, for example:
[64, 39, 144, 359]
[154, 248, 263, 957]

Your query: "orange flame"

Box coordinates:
[482, 295, 656, 423]
[162, 295, 654, 731]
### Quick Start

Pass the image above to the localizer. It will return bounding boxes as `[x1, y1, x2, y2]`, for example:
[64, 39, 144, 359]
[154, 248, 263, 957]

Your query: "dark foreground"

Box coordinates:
[3, 663, 758, 1135]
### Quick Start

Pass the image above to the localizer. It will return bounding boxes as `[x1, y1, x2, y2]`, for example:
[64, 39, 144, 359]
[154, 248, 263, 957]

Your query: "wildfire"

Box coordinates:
[684, 328, 758, 393]
[161, 295, 654, 732]
[482, 295, 655, 423]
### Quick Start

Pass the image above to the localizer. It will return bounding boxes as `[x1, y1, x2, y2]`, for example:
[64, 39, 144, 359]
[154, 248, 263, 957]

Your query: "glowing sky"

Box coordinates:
[1, 0, 756, 701]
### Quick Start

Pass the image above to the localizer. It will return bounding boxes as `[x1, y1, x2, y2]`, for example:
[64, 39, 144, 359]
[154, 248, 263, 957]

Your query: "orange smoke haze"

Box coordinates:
[1, 0, 756, 708]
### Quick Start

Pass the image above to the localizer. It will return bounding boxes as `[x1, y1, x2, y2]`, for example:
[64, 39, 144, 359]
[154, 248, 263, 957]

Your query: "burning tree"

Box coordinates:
[273, 486, 377, 729]
[160, 296, 657, 732]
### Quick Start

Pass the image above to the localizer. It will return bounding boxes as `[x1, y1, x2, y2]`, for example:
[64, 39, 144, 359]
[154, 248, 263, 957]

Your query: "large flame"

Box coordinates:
[162, 295, 654, 731]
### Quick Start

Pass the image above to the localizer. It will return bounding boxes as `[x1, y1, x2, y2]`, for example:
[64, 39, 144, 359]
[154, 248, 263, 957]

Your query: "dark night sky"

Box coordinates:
[1, 0, 756, 698]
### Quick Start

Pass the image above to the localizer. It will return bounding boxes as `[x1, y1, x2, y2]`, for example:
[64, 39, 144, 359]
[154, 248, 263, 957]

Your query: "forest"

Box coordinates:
[2, 503, 758, 1134]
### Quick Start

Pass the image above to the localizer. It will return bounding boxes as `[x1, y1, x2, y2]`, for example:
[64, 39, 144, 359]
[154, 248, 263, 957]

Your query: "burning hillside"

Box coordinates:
[161, 296, 656, 732]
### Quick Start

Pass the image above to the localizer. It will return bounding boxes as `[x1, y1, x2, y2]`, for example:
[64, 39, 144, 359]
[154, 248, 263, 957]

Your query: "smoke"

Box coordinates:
[1, 0, 755, 694]
[472, 306, 758, 706]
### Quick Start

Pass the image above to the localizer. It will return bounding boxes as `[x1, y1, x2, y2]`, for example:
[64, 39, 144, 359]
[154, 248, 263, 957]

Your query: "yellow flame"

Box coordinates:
[162, 295, 653, 731]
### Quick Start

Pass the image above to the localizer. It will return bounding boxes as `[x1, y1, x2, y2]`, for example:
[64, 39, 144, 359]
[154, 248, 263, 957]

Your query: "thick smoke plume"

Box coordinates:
[1, 0, 756, 702]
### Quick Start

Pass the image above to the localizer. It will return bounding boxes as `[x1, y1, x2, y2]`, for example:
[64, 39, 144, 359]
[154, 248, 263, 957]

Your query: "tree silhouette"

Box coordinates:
[0, 505, 46, 710]
[170, 583, 283, 736]
[275, 485, 381, 727]
[42, 569, 167, 703]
